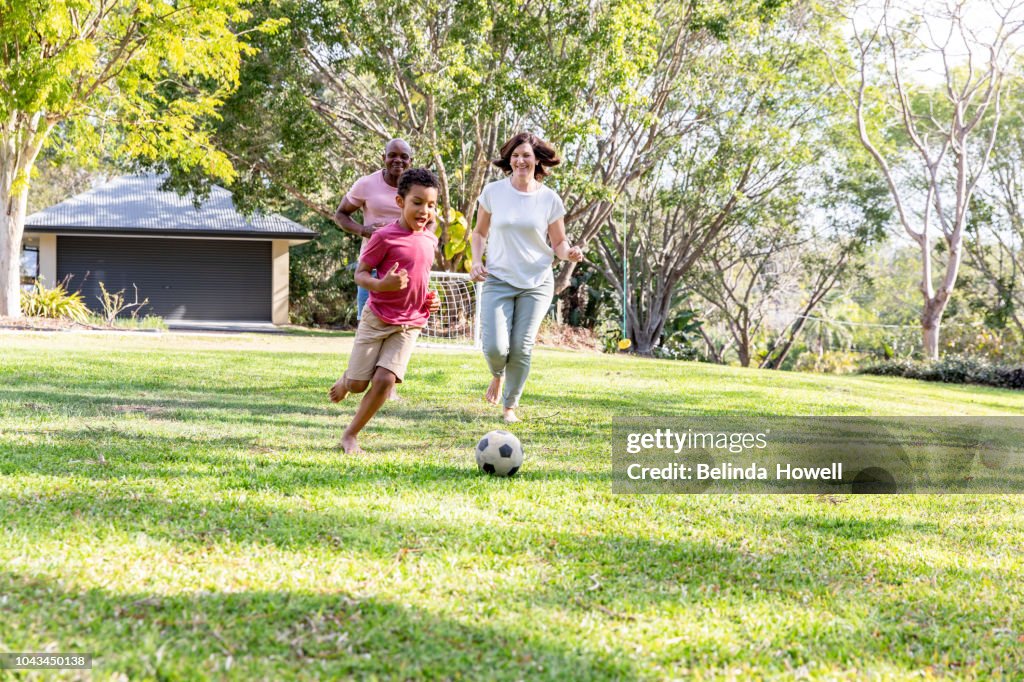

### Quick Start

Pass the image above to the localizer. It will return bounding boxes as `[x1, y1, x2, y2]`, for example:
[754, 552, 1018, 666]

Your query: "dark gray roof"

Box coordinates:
[25, 174, 318, 239]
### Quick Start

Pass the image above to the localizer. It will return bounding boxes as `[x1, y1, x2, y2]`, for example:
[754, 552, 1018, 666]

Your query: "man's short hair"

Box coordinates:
[397, 168, 440, 197]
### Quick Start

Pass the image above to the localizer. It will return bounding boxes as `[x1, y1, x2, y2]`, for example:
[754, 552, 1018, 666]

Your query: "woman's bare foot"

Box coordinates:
[340, 433, 363, 454]
[388, 386, 402, 401]
[486, 376, 502, 405]
[503, 407, 520, 423]
[329, 377, 349, 403]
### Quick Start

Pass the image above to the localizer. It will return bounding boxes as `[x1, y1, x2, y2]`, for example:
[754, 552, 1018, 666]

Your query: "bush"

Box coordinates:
[95, 282, 149, 324]
[793, 351, 863, 374]
[289, 227, 359, 327]
[860, 355, 1024, 390]
[21, 280, 90, 322]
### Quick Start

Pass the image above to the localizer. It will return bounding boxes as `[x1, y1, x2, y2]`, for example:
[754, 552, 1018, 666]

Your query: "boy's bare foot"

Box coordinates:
[329, 377, 349, 403]
[503, 408, 520, 423]
[340, 434, 363, 454]
[486, 376, 502, 405]
[388, 386, 402, 401]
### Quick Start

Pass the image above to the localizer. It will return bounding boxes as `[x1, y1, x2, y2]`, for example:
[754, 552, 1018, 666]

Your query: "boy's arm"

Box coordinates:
[354, 261, 379, 291]
[356, 261, 408, 292]
[356, 230, 384, 291]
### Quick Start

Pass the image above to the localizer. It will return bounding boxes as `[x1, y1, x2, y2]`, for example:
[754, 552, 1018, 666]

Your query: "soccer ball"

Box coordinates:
[475, 430, 524, 477]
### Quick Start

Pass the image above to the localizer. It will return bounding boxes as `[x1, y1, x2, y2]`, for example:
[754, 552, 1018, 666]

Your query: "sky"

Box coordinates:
[848, 0, 1024, 86]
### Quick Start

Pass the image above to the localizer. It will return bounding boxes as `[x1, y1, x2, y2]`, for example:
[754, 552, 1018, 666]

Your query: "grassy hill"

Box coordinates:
[1, 332, 1022, 679]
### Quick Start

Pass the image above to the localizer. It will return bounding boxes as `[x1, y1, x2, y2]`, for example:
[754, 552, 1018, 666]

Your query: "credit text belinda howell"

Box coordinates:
[625, 462, 844, 481]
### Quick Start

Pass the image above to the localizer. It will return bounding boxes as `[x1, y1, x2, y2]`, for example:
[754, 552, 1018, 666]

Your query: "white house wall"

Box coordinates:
[39, 234, 56, 285]
[272, 239, 289, 325]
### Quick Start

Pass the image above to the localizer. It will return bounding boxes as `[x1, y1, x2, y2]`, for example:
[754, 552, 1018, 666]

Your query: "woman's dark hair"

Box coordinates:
[492, 132, 561, 180]
[397, 168, 439, 197]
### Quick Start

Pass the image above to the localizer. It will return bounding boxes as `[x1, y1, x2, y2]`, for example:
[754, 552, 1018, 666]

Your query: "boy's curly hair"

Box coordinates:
[398, 168, 440, 197]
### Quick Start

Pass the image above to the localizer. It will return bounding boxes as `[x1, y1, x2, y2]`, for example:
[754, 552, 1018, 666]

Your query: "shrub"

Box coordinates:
[860, 355, 1024, 390]
[289, 227, 358, 327]
[96, 282, 149, 324]
[20, 280, 90, 322]
[793, 351, 863, 374]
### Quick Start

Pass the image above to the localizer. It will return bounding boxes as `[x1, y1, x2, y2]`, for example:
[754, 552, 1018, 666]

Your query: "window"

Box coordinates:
[21, 245, 39, 288]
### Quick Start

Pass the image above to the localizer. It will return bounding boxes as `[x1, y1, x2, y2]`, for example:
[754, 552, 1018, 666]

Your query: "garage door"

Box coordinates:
[58, 236, 272, 321]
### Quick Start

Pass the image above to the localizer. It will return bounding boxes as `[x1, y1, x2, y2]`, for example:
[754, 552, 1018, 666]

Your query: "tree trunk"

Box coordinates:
[1, 185, 27, 318]
[553, 260, 577, 295]
[630, 291, 673, 357]
[2, 114, 50, 318]
[737, 339, 750, 368]
[921, 301, 943, 361]
[633, 328, 659, 356]
[700, 327, 724, 364]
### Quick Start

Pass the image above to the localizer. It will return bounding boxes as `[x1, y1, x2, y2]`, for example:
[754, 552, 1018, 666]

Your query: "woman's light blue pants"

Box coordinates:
[480, 273, 553, 409]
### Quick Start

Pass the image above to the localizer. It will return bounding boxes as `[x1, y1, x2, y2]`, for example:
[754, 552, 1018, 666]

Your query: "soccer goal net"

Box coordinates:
[422, 271, 482, 349]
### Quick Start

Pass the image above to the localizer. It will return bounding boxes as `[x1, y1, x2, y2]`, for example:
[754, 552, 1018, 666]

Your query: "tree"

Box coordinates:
[589, 1, 843, 355]
[840, 0, 1024, 358]
[553, 0, 793, 296]
[0, 0, 275, 317]
[757, 124, 892, 369]
[961, 79, 1024, 339]
[687, 219, 805, 367]
[180, 0, 658, 273]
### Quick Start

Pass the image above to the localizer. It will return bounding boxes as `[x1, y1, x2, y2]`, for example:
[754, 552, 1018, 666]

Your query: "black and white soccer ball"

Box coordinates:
[475, 430, 524, 477]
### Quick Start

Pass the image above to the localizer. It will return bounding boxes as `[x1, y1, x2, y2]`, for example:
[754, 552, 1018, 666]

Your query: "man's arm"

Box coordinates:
[334, 197, 373, 238]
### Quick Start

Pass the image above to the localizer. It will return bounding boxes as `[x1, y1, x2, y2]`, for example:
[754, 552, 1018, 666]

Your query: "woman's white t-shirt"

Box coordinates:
[477, 178, 566, 289]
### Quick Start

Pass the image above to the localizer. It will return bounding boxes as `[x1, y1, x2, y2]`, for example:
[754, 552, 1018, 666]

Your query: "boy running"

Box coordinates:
[329, 168, 441, 453]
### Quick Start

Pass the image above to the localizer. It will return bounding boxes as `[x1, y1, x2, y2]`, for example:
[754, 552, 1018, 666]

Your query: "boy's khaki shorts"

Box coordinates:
[344, 307, 422, 384]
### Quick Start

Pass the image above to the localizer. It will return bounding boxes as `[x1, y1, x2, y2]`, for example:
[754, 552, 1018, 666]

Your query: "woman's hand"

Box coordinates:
[566, 246, 584, 262]
[470, 263, 488, 282]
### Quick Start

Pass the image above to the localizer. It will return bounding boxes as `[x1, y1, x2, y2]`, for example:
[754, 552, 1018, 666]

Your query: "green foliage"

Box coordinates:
[20, 279, 89, 322]
[653, 309, 705, 361]
[0, 0, 279, 181]
[559, 264, 615, 329]
[861, 356, 1024, 391]
[1, 0, 282, 315]
[938, 315, 1022, 364]
[438, 209, 472, 272]
[288, 220, 360, 327]
[167, 0, 662, 269]
[793, 350, 863, 375]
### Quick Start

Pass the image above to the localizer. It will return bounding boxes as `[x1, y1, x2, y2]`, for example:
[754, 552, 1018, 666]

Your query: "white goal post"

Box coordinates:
[421, 271, 483, 349]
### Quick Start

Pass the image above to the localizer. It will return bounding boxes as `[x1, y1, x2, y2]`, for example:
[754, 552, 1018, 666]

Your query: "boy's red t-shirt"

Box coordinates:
[360, 221, 438, 327]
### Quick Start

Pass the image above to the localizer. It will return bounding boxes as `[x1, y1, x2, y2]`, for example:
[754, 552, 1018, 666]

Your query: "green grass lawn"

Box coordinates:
[2, 331, 1023, 680]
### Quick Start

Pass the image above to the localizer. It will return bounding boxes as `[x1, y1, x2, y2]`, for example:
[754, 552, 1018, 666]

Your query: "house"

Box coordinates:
[21, 174, 318, 324]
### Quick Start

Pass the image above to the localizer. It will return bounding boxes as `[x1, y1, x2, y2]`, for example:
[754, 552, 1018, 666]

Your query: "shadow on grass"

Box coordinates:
[0, 432, 610, 492]
[0, 570, 636, 680]
[2, 486, 1019, 676]
[776, 513, 940, 541]
[1, 385, 494, 432]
